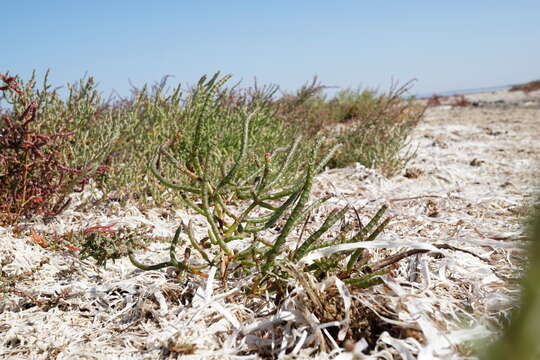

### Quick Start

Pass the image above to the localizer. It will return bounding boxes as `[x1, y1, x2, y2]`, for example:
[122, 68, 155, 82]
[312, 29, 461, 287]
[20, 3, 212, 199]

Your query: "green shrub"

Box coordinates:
[2, 71, 312, 207]
[276, 79, 424, 176]
[1, 70, 423, 225]
[127, 74, 393, 292]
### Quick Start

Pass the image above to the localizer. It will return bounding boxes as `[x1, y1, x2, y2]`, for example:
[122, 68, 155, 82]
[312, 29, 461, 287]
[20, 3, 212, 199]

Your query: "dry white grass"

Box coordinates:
[1, 90, 539, 359]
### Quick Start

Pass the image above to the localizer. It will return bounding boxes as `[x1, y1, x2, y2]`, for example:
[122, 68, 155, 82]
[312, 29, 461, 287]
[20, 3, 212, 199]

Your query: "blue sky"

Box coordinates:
[3, 1, 539, 97]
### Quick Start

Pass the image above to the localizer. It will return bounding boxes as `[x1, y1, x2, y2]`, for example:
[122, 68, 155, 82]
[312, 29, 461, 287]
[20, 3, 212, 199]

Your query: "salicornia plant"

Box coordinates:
[128, 73, 392, 291]
[0, 73, 109, 225]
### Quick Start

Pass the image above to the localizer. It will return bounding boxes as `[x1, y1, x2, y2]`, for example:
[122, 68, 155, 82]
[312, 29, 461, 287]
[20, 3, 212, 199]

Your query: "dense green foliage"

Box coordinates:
[1, 71, 423, 216]
[127, 74, 392, 290]
[481, 201, 540, 360]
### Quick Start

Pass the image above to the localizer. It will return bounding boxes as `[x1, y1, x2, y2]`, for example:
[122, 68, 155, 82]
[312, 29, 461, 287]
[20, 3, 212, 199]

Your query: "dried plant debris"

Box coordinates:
[1, 90, 540, 359]
[403, 167, 424, 179]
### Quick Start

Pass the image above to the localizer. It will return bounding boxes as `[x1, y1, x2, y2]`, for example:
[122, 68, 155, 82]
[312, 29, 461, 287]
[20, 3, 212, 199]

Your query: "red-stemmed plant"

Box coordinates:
[0, 73, 108, 225]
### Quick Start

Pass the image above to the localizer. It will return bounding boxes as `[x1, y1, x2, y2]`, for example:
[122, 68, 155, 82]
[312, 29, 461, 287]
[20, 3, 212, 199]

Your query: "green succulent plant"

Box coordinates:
[128, 73, 392, 292]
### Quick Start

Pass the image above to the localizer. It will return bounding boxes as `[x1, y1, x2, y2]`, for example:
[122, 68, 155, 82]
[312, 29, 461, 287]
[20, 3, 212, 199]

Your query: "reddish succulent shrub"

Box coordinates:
[452, 95, 470, 107]
[509, 80, 540, 94]
[0, 73, 108, 225]
[427, 94, 442, 107]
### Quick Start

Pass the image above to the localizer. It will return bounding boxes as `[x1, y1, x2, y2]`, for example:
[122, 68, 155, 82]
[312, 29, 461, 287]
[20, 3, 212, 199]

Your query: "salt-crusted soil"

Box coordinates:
[1, 89, 539, 359]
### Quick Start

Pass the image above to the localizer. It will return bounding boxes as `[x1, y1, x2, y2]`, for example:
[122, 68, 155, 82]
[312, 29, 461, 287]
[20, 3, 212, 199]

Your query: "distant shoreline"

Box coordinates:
[414, 84, 514, 99]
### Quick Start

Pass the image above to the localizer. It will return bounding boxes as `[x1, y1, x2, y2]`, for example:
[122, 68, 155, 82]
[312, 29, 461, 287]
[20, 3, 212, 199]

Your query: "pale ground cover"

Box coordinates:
[1, 89, 539, 359]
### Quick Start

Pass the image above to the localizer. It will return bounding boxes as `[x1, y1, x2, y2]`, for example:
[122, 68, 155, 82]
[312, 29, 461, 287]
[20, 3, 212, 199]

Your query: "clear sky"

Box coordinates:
[3, 1, 539, 97]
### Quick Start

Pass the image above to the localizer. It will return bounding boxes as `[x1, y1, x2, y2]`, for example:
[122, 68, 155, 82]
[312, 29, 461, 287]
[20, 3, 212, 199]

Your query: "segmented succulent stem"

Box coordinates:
[261, 162, 314, 273]
[149, 149, 201, 194]
[128, 223, 188, 272]
[346, 206, 389, 271]
[343, 269, 387, 289]
[187, 220, 211, 265]
[215, 110, 253, 194]
[293, 206, 349, 261]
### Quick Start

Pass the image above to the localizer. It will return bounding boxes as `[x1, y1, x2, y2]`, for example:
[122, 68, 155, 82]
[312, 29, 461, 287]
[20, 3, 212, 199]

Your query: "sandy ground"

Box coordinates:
[1, 89, 539, 359]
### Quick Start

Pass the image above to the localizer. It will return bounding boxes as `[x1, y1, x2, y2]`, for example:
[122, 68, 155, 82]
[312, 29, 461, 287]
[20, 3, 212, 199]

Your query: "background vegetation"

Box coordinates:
[509, 79, 540, 93]
[1, 71, 423, 223]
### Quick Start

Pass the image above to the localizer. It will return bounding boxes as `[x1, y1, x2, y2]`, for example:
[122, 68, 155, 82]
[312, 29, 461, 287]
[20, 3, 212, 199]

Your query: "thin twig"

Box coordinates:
[389, 195, 443, 203]
[294, 213, 311, 253]
[368, 243, 488, 273]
